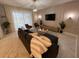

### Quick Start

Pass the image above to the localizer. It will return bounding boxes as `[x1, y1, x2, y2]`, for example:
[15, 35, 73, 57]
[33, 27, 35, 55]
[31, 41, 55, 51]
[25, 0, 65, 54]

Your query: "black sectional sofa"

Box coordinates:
[18, 28, 59, 58]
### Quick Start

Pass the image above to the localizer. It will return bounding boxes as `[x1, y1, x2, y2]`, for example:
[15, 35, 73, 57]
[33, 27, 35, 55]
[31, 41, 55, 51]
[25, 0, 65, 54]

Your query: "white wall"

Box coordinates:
[0, 5, 7, 37]
[0, 26, 3, 39]
[37, 1, 79, 35]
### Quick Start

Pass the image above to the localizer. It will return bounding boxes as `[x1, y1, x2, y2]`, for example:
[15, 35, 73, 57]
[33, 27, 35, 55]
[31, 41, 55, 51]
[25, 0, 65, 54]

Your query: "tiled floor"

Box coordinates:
[56, 32, 77, 58]
[0, 32, 78, 58]
[47, 31, 78, 58]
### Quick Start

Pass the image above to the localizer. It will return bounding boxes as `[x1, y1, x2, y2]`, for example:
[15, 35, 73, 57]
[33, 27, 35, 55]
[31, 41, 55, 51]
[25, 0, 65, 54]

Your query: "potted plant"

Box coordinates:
[59, 21, 66, 33]
[2, 21, 10, 34]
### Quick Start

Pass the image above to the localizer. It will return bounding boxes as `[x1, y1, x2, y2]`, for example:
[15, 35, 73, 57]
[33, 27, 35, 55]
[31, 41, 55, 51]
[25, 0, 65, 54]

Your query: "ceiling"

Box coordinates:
[0, 0, 75, 10]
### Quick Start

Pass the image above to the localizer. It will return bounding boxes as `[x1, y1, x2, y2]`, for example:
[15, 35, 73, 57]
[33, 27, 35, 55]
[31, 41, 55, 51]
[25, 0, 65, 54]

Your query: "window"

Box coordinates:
[12, 10, 32, 30]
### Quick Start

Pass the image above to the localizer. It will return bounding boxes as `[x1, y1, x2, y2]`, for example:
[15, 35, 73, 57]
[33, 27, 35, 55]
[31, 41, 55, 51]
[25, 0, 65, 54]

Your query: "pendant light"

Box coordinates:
[33, 0, 37, 12]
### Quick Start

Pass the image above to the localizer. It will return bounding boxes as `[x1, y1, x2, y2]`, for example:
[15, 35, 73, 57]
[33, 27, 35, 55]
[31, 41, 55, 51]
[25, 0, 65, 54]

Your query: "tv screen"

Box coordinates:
[45, 14, 56, 21]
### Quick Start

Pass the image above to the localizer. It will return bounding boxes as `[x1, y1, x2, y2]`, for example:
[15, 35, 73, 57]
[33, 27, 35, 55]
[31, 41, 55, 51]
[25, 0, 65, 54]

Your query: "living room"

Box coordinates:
[0, 0, 79, 58]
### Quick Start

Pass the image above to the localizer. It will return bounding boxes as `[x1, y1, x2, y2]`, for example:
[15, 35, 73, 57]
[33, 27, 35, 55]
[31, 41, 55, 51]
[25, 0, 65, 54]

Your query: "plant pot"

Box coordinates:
[60, 30, 63, 33]
[4, 28, 9, 34]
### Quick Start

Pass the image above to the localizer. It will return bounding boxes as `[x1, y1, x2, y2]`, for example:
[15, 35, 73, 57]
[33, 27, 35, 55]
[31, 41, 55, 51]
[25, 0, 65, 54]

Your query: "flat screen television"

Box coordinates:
[45, 14, 56, 21]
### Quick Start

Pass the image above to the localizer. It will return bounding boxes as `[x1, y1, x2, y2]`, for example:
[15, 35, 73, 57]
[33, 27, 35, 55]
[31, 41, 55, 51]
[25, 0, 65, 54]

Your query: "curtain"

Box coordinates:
[4, 6, 33, 31]
[12, 10, 32, 30]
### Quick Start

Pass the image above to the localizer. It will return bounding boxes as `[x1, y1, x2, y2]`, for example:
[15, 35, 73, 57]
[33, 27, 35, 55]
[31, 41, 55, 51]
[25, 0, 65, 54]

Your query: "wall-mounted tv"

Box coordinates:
[45, 14, 56, 21]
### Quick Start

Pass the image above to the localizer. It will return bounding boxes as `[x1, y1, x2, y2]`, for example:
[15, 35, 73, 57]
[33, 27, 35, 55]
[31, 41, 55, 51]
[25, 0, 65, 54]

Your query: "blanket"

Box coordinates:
[29, 33, 52, 58]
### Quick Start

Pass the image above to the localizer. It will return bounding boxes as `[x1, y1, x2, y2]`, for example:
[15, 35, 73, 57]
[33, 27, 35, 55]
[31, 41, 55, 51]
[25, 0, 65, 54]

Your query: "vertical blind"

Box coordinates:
[12, 10, 32, 30]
